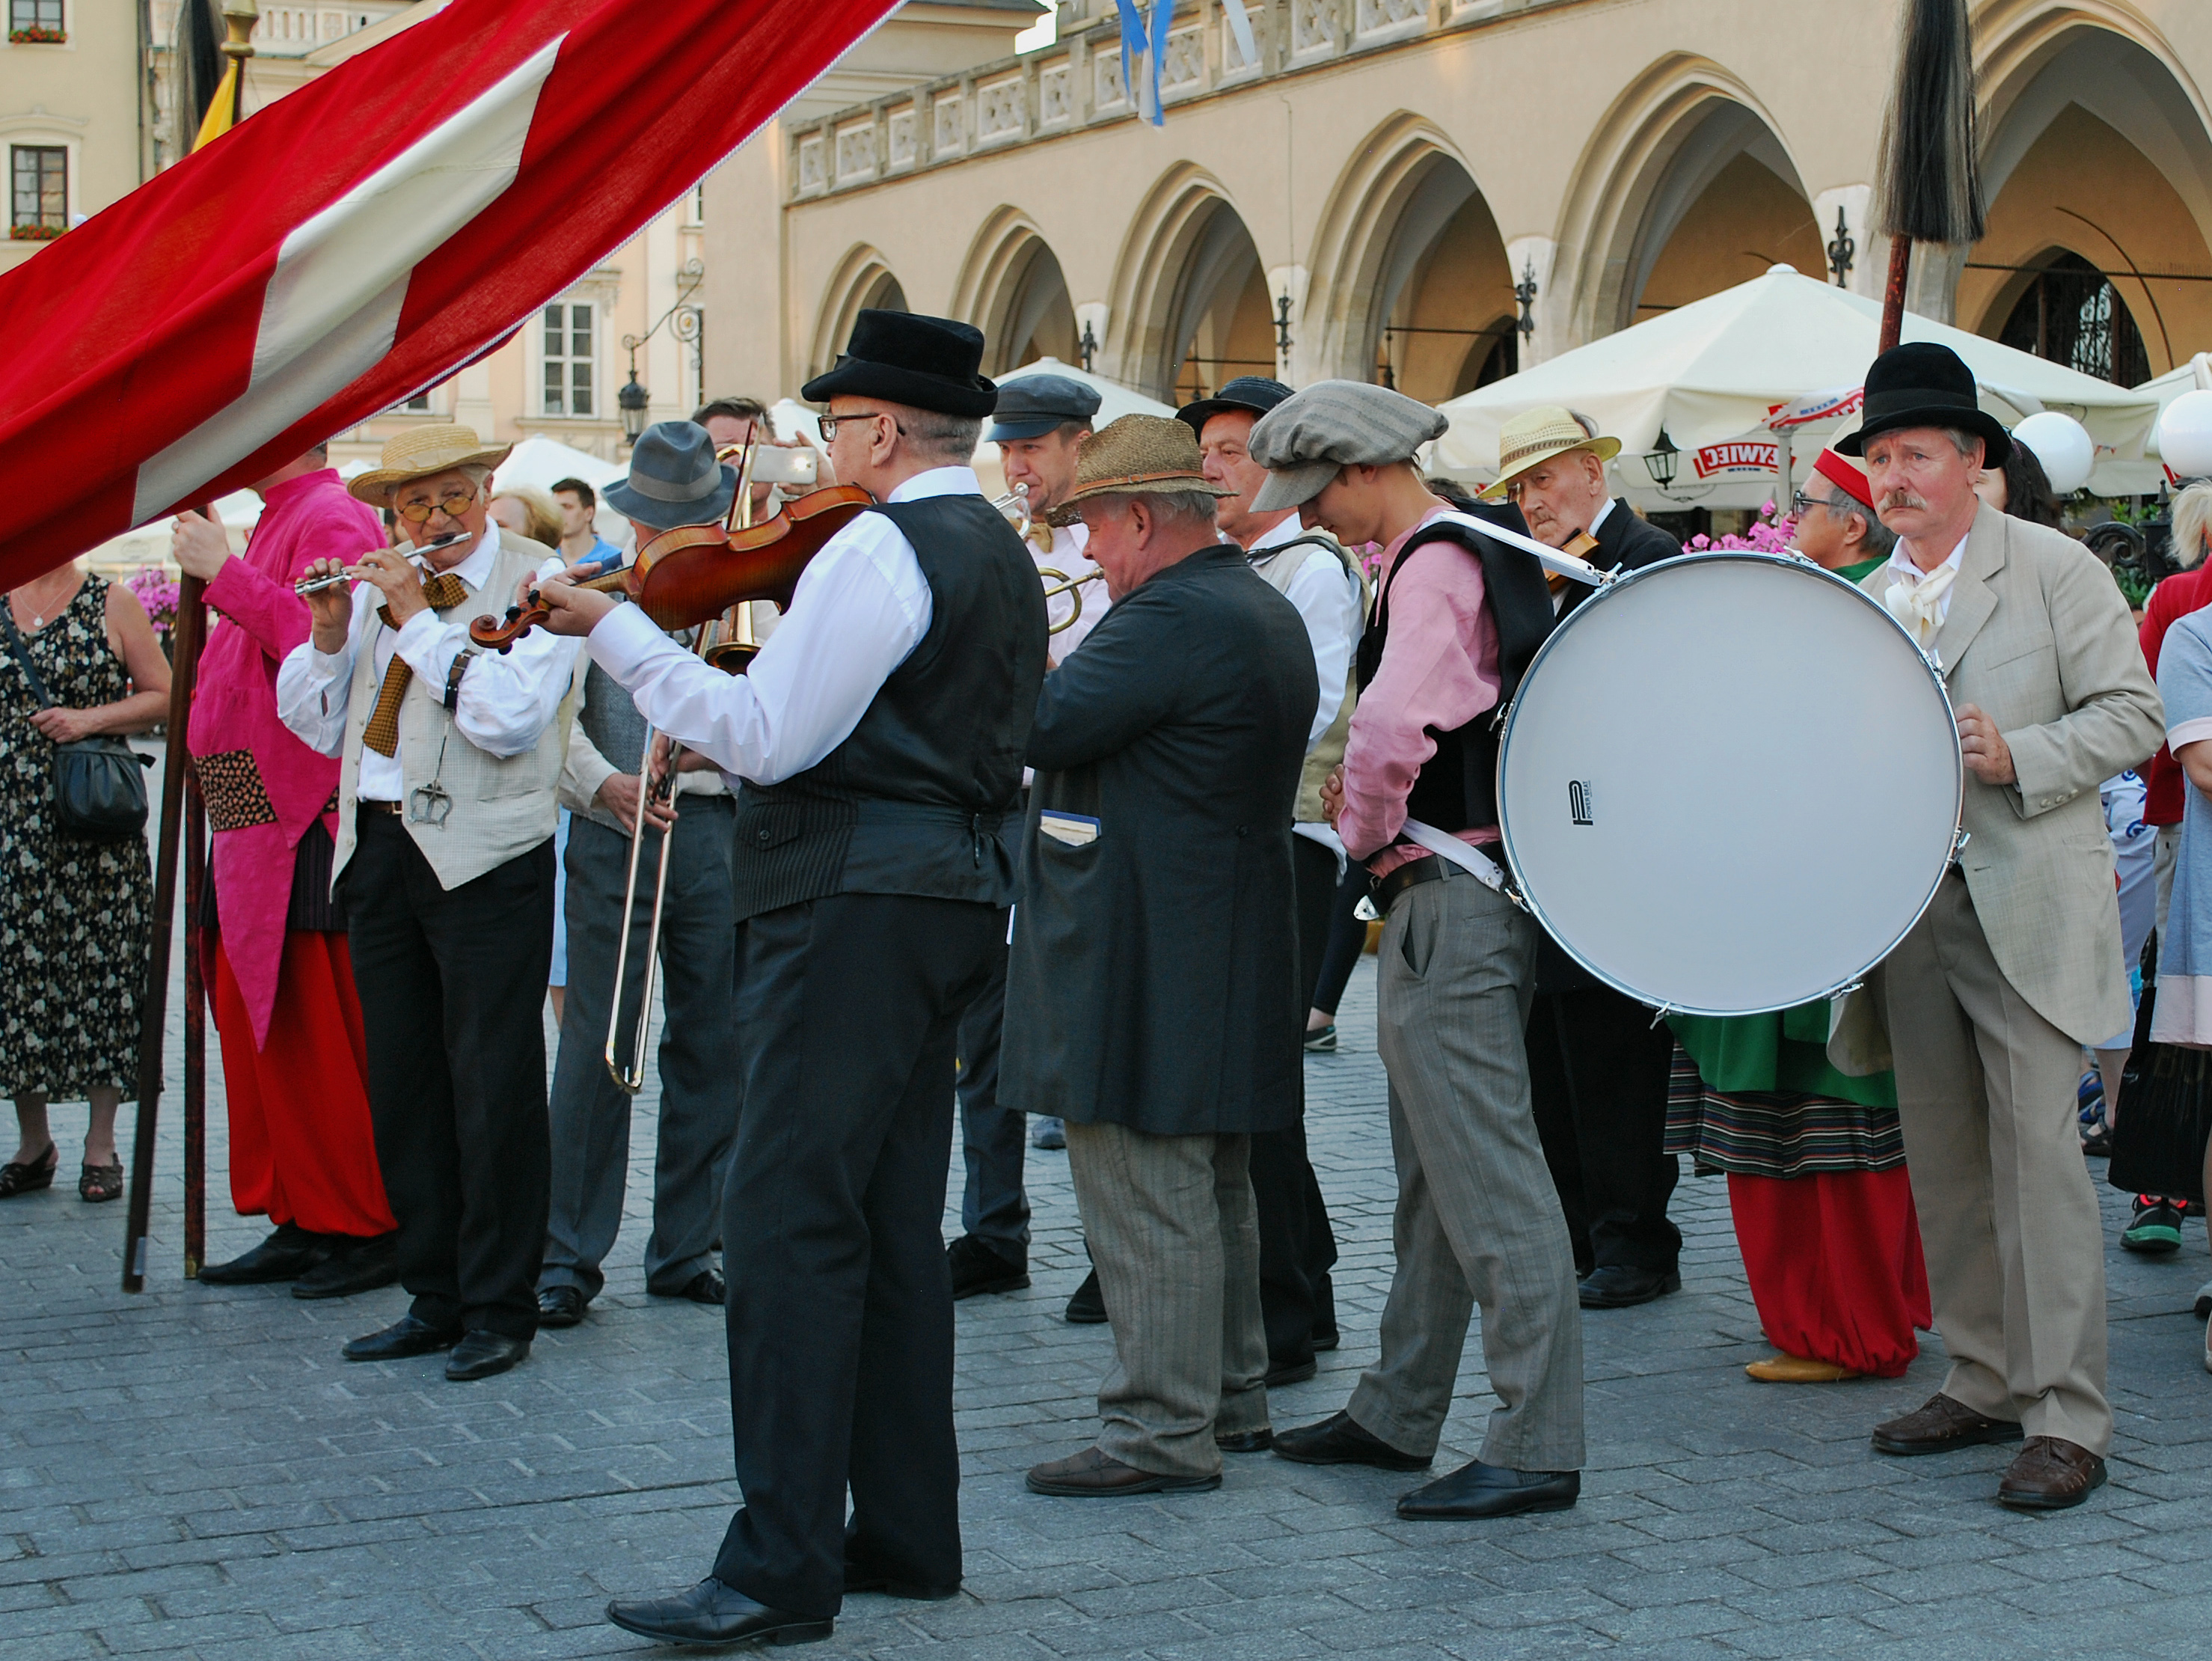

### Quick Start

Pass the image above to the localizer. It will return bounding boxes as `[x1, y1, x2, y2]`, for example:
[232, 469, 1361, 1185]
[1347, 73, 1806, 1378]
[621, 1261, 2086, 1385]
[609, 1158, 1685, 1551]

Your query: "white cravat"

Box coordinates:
[1882, 535, 1967, 651]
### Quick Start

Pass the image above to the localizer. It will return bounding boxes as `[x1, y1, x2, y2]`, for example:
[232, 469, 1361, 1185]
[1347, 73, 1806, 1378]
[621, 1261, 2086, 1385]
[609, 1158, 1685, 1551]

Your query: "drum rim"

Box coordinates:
[1494, 548, 1964, 1015]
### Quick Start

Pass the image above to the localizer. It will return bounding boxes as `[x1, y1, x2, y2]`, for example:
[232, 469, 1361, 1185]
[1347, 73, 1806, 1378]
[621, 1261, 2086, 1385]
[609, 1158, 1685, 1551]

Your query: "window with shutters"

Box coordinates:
[9, 145, 66, 238]
[542, 302, 595, 417]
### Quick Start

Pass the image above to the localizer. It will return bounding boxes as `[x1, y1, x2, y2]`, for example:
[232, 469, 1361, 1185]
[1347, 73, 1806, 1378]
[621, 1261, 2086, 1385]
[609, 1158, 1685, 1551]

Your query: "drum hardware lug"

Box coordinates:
[1647, 1003, 1674, 1028]
[1952, 829, 1971, 856]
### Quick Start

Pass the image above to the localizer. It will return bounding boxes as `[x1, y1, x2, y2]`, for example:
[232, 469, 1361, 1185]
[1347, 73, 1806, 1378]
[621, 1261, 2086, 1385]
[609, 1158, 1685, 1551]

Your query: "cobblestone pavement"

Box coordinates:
[4, 880, 2211, 1658]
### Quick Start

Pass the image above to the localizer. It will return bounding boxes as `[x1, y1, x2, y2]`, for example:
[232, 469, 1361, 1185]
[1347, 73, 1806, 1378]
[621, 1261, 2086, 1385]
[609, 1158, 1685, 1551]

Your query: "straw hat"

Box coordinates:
[1477, 406, 1621, 501]
[1047, 415, 1236, 526]
[347, 423, 514, 505]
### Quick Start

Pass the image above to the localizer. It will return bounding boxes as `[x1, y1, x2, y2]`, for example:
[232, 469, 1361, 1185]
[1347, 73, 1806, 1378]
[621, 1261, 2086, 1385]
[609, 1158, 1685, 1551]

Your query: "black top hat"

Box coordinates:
[604, 421, 738, 531]
[800, 309, 998, 419]
[1176, 376, 1294, 438]
[987, 373, 1103, 442]
[1836, 342, 2012, 467]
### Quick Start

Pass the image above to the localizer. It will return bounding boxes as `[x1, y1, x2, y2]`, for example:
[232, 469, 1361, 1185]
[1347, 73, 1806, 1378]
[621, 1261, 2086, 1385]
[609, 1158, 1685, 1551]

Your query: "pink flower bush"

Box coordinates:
[1685, 501, 1798, 554]
[128, 566, 181, 638]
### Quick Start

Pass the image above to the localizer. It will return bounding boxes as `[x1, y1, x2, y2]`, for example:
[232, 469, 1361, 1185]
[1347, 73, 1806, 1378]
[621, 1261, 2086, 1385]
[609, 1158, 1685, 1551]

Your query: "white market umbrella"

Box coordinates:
[1433, 264, 2161, 510]
[492, 434, 631, 545]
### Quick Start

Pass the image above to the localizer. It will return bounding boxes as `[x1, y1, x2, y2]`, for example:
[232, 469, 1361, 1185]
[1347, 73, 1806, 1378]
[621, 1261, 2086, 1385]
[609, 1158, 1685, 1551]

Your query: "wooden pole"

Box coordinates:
[183, 752, 206, 1276]
[1879, 236, 1911, 355]
[121, 572, 205, 1292]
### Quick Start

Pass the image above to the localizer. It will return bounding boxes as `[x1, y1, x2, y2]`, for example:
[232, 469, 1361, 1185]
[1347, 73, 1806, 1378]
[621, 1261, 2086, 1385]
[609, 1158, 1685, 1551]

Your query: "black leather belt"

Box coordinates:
[1370, 854, 1449, 911]
[361, 799, 404, 816]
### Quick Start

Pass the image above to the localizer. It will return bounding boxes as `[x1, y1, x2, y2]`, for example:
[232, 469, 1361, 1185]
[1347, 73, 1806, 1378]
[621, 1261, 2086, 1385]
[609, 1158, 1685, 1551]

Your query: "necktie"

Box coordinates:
[362, 570, 472, 757]
[1883, 563, 1957, 651]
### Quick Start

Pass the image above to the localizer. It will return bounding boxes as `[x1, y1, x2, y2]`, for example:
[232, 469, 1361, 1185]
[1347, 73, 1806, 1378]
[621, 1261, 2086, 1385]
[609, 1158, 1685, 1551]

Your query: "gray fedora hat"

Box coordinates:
[605, 421, 738, 530]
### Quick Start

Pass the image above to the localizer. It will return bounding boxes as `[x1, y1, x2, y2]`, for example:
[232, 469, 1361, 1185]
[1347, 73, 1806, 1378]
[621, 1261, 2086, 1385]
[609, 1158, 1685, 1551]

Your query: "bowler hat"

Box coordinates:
[801, 309, 998, 419]
[604, 422, 738, 530]
[1177, 376, 1294, 438]
[987, 373, 1103, 442]
[1836, 342, 2011, 467]
[1046, 416, 1237, 527]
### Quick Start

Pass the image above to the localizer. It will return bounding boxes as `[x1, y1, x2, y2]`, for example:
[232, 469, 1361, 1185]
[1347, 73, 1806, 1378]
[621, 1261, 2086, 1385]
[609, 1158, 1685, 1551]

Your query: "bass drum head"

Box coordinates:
[1498, 553, 1961, 1015]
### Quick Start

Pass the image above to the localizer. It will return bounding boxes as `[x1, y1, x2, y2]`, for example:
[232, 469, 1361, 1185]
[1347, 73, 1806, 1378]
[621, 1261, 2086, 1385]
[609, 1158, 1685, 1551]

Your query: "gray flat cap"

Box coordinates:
[1247, 379, 1451, 511]
[987, 373, 1103, 442]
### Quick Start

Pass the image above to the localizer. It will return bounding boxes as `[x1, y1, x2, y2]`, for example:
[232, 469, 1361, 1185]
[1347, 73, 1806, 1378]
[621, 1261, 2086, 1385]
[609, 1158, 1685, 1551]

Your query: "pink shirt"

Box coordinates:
[1337, 506, 1503, 878]
[187, 468, 383, 1044]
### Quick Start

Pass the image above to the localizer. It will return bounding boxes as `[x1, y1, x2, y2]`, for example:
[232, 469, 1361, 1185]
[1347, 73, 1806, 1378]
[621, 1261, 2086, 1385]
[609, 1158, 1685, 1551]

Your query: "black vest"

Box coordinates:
[730, 495, 1048, 919]
[1353, 501, 1555, 834]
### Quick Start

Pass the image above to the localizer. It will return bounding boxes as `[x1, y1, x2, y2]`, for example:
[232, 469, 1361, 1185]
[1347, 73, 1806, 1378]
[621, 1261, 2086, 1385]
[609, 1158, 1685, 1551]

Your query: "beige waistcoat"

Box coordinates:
[1251, 531, 1365, 824]
[330, 534, 575, 891]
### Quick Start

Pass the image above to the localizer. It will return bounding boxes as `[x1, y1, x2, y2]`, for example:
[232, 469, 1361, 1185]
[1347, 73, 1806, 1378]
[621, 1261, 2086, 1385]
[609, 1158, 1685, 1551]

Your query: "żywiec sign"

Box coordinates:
[1691, 441, 1779, 480]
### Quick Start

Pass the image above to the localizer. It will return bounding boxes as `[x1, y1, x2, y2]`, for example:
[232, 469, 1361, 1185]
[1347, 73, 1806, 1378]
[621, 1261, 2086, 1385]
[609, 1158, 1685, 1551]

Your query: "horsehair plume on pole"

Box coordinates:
[1872, 0, 1985, 353]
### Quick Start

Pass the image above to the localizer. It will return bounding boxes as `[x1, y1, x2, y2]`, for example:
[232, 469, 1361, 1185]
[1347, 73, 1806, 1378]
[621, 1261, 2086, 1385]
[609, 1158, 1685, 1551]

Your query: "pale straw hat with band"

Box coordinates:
[1047, 415, 1236, 526]
[347, 423, 514, 505]
[1477, 405, 1621, 501]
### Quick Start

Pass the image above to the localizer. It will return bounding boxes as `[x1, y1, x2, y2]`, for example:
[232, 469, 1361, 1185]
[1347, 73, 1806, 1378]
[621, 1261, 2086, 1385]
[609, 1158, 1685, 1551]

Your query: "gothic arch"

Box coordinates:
[1104, 164, 1266, 401]
[809, 245, 907, 382]
[951, 208, 1079, 376]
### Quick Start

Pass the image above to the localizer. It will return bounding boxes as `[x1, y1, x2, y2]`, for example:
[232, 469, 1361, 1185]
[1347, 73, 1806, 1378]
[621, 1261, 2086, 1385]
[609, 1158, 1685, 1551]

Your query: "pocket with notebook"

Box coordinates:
[1039, 811, 1100, 848]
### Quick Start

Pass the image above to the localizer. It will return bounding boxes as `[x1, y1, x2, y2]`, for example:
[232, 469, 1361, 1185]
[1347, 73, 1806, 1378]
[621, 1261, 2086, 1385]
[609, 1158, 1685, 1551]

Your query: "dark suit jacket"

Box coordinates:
[1002, 542, 1317, 1136]
[1557, 497, 1679, 620]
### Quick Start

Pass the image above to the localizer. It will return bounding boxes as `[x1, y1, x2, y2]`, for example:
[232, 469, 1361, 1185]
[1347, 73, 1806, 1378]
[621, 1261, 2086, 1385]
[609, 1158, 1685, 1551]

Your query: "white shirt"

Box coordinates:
[586, 467, 967, 786]
[275, 526, 578, 801]
[1587, 496, 1617, 539]
[1033, 520, 1106, 659]
[1247, 515, 1362, 750]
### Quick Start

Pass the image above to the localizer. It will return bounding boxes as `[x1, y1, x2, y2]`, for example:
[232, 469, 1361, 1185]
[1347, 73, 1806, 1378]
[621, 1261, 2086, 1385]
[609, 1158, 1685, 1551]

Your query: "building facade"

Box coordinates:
[709, 0, 2212, 429]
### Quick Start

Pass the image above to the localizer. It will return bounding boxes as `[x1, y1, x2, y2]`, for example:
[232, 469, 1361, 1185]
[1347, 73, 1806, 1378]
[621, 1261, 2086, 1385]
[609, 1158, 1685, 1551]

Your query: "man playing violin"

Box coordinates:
[528, 310, 1047, 1651]
[275, 423, 580, 1386]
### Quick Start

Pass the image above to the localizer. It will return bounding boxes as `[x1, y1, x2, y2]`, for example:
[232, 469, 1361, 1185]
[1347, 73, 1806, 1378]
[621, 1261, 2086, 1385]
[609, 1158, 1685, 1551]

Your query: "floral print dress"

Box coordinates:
[0, 575, 152, 1098]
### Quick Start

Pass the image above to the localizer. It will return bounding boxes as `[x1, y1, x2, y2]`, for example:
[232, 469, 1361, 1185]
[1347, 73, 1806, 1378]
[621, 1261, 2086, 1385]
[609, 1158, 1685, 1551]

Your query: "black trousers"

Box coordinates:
[711, 891, 1000, 1618]
[342, 810, 554, 1341]
[1251, 834, 1341, 1365]
[1526, 985, 1680, 1278]
[956, 934, 1029, 1257]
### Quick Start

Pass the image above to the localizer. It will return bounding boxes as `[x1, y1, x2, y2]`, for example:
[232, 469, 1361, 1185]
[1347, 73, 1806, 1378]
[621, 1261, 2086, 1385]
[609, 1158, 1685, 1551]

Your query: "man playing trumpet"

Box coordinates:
[276, 423, 579, 1384]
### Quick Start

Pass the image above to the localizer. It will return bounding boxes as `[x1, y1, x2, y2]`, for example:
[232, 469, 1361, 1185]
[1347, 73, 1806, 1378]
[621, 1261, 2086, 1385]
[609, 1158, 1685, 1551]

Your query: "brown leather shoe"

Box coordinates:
[1871, 1392, 2024, 1457]
[1025, 1446, 1221, 1497]
[1997, 1437, 2107, 1511]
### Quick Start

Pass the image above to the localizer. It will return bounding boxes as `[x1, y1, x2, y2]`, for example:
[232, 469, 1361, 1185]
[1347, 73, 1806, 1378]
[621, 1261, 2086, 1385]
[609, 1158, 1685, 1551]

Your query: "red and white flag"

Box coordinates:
[0, 0, 897, 587]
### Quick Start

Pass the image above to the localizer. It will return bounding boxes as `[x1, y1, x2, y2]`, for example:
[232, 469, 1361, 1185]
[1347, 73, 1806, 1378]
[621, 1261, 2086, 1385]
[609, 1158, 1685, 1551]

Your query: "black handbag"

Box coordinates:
[0, 598, 153, 842]
[2109, 934, 2212, 1207]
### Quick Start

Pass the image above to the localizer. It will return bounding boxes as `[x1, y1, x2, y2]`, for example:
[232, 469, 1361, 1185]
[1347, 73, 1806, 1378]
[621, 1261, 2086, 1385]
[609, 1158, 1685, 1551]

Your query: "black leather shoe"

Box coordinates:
[842, 1557, 961, 1600]
[948, 1234, 1029, 1299]
[292, 1232, 397, 1300]
[1272, 1410, 1432, 1472]
[445, 1330, 530, 1382]
[342, 1313, 460, 1362]
[1064, 1268, 1107, 1324]
[1216, 1428, 1275, 1454]
[1396, 1459, 1581, 1520]
[654, 1268, 725, 1307]
[200, 1223, 331, 1285]
[1577, 1264, 1681, 1309]
[536, 1285, 586, 1329]
[1264, 1356, 1317, 1389]
[606, 1579, 833, 1648]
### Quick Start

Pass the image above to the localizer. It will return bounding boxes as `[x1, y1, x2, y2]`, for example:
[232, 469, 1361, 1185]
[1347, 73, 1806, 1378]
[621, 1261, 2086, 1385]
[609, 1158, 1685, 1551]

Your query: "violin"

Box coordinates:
[470, 482, 873, 654]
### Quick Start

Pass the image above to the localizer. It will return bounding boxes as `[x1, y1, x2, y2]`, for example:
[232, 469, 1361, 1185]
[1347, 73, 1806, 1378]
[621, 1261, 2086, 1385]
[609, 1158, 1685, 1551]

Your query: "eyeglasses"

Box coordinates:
[1790, 490, 1839, 519]
[395, 487, 479, 524]
[818, 409, 904, 441]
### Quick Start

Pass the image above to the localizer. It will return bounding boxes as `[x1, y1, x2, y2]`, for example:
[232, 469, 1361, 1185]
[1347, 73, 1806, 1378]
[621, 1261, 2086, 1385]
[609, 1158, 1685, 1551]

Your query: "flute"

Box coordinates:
[295, 531, 471, 595]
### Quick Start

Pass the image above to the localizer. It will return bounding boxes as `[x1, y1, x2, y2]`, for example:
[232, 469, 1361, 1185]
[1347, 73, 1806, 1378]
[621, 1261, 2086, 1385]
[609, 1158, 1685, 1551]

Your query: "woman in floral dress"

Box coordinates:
[0, 561, 169, 1202]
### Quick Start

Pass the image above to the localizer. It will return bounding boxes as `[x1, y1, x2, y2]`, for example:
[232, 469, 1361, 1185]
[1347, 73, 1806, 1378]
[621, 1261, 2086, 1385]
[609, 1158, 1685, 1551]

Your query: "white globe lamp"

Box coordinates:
[2010, 412, 2094, 495]
[2159, 391, 2212, 480]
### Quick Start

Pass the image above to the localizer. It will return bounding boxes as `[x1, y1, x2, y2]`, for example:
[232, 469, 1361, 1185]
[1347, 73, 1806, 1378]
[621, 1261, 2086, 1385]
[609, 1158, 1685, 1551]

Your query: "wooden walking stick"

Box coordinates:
[1872, 0, 1985, 354]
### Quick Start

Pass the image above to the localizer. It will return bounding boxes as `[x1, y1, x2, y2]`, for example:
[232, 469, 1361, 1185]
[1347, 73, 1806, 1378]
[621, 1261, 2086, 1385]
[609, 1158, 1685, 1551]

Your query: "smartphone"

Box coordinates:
[749, 447, 818, 487]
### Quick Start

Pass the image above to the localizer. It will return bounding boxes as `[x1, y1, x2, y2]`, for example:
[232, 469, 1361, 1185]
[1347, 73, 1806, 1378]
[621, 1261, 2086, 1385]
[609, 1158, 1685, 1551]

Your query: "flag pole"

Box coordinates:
[122, 0, 257, 1294]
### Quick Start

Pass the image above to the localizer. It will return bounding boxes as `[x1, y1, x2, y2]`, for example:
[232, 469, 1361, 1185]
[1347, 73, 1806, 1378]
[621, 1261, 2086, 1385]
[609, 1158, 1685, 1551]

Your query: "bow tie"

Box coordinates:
[1883, 563, 1957, 650]
[1026, 521, 1056, 554]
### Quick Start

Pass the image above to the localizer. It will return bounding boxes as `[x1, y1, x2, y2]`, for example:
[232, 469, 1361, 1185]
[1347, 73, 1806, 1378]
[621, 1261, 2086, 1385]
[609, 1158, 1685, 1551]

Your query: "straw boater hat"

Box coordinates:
[347, 423, 512, 505]
[1047, 415, 1236, 526]
[1477, 405, 1622, 501]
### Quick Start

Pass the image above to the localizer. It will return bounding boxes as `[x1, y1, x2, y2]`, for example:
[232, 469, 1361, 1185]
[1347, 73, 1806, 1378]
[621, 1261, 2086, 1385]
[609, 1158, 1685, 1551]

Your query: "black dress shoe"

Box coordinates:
[1064, 1268, 1107, 1324]
[200, 1223, 331, 1285]
[842, 1558, 961, 1600]
[536, 1285, 586, 1329]
[292, 1232, 397, 1300]
[653, 1268, 725, 1306]
[1396, 1459, 1581, 1520]
[1216, 1428, 1274, 1454]
[1264, 1356, 1317, 1389]
[1577, 1264, 1681, 1309]
[342, 1313, 461, 1362]
[947, 1234, 1030, 1299]
[446, 1330, 530, 1382]
[606, 1579, 833, 1648]
[1271, 1410, 1432, 1472]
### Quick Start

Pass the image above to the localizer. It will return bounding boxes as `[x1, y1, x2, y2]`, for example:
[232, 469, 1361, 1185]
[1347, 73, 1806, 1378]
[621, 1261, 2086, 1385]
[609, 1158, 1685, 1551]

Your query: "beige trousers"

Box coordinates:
[1877, 870, 2113, 1454]
[1346, 868, 1587, 1471]
[1065, 1122, 1270, 1480]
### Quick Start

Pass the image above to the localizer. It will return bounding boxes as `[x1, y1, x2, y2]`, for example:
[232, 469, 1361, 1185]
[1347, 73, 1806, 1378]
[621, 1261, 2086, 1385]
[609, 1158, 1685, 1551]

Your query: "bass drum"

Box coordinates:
[1496, 551, 1961, 1016]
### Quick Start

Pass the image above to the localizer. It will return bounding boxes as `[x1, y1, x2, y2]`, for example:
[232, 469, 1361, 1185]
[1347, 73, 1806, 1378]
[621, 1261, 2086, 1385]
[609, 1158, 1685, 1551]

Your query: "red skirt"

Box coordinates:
[1727, 1168, 1931, 1378]
[210, 931, 394, 1238]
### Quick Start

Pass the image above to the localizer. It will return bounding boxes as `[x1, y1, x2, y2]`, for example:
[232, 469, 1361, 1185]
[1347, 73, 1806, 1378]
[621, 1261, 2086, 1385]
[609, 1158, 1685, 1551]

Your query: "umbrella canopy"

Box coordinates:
[1432, 265, 2161, 509]
[492, 434, 632, 545]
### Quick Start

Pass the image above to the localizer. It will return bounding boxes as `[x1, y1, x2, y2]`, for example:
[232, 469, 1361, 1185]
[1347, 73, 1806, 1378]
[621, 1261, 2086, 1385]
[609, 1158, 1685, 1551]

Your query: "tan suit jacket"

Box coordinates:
[1854, 503, 2162, 1044]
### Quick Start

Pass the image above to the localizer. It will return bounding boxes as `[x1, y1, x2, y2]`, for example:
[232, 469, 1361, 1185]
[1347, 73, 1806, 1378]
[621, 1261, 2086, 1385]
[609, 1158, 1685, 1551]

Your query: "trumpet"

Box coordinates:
[294, 531, 470, 594]
[991, 481, 1032, 535]
[1036, 562, 1096, 637]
